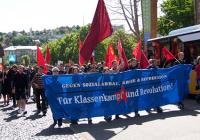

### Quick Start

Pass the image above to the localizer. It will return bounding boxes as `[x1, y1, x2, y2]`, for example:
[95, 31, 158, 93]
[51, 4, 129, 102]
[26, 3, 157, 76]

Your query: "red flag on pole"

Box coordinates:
[162, 47, 176, 61]
[79, 39, 85, 66]
[37, 46, 47, 73]
[140, 51, 150, 68]
[117, 38, 128, 70]
[45, 45, 51, 64]
[80, 0, 113, 62]
[105, 44, 117, 68]
[132, 39, 142, 61]
[132, 39, 149, 68]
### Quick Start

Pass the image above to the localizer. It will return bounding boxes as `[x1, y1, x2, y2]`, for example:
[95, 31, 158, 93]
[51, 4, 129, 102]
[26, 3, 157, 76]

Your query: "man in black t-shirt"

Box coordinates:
[13, 65, 28, 115]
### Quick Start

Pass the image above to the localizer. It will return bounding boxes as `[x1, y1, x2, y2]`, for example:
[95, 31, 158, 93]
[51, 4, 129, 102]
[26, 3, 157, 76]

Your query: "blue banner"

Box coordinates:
[42, 65, 192, 120]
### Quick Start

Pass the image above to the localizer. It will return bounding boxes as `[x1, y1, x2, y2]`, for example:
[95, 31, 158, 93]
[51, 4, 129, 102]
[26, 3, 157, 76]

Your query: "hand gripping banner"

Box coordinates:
[42, 64, 192, 120]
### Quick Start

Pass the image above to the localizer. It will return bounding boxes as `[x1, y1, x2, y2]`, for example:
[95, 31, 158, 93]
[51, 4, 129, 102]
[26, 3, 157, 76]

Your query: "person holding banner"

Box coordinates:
[103, 66, 113, 122]
[146, 59, 163, 113]
[173, 52, 185, 109]
[86, 63, 99, 124]
[128, 58, 140, 117]
[110, 59, 125, 119]
[51, 66, 63, 127]
[68, 66, 79, 125]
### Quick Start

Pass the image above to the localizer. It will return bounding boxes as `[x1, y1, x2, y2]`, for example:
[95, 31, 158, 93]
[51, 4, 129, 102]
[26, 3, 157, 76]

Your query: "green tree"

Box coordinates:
[12, 35, 33, 46]
[45, 25, 137, 64]
[158, 0, 194, 35]
[21, 55, 30, 66]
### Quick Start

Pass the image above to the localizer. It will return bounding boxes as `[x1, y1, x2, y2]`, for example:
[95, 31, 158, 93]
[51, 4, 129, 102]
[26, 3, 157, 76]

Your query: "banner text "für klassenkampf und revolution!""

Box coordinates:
[42, 64, 192, 120]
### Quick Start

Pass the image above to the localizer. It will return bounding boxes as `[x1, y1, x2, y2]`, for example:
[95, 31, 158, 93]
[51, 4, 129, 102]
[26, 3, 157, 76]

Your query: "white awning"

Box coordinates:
[178, 32, 200, 42]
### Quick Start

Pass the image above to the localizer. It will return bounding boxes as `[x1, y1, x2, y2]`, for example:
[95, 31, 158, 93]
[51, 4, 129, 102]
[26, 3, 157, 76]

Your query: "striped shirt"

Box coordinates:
[32, 73, 44, 89]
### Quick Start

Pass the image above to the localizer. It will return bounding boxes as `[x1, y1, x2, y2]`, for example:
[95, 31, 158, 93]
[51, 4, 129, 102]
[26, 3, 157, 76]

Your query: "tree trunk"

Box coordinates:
[106, 0, 141, 39]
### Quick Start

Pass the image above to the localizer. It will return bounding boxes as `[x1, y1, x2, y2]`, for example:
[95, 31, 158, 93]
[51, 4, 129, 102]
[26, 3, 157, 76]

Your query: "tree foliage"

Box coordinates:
[45, 25, 137, 65]
[0, 26, 81, 47]
[12, 35, 33, 46]
[158, 0, 194, 35]
[21, 55, 30, 66]
[44, 31, 80, 65]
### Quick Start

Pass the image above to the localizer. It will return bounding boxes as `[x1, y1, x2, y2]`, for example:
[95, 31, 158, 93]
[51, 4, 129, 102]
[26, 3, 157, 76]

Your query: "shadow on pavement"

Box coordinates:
[35, 124, 75, 136]
[3, 110, 21, 122]
[1, 106, 15, 111]
[24, 112, 44, 120]
[70, 99, 200, 140]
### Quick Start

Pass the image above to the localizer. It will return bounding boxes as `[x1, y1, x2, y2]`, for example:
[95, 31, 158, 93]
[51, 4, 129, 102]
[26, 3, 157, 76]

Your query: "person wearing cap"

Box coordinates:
[50, 66, 63, 127]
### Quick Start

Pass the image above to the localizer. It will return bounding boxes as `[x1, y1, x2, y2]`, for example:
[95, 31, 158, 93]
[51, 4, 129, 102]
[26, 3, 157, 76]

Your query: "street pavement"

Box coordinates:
[0, 97, 200, 140]
[0, 98, 80, 140]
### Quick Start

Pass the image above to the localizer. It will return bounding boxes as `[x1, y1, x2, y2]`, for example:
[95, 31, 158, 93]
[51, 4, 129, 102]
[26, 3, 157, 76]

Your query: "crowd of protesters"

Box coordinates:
[0, 51, 197, 128]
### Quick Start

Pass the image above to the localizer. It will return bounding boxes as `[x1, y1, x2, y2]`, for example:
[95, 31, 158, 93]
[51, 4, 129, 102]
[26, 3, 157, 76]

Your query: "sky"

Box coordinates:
[0, 0, 100, 32]
[0, 0, 163, 33]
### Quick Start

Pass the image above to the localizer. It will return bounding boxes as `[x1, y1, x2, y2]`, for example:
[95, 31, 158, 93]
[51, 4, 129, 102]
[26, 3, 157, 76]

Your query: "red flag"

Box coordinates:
[105, 44, 117, 68]
[117, 38, 128, 70]
[132, 39, 142, 61]
[162, 47, 176, 61]
[140, 51, 150, 68]
[37, 46, 47, 73]
[80, 0, 113, 62]
[45, 45, 51, 64]
[79, 39, 85, 66]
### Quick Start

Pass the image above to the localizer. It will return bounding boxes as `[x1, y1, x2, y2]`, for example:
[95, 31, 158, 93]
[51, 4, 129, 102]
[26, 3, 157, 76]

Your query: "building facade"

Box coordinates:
[4, 46, 37, 64]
